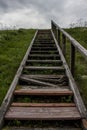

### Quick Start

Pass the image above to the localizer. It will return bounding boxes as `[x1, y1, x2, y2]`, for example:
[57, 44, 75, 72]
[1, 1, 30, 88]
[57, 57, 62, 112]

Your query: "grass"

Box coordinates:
[0, 29, 36, 105]
[65, 27, 87, 107]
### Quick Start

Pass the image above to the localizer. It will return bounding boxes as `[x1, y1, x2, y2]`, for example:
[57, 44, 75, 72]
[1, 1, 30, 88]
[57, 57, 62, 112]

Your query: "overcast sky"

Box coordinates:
[0, 0, 87, 29]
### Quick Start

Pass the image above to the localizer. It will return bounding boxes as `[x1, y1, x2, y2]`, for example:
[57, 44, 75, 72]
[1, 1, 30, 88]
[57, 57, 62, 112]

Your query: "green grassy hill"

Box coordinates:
[0, 29, 35, 105]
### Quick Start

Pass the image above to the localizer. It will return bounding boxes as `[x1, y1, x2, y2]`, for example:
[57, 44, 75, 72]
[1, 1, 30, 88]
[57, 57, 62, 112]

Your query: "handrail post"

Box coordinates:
[51, 20, 53, 31]
[70, 43, 75, 76]
[58, 29, 60, 46]
[62, 34, 66, 57]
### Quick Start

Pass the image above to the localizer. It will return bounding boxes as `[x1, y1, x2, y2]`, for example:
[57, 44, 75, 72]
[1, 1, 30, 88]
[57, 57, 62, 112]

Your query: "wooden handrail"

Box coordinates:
[51, 20, 87, 58]
[51, 20, 87, 75]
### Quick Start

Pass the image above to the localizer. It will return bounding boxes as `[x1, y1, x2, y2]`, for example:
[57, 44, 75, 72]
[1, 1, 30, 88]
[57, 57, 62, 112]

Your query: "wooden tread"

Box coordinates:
[16, 85, 69, 90]
[11, 103, 76, 107]
[3, 127, 82, 130]
[21, 74, 66, 79]
[24, 66, 65, 71]
[14, 89, 73, 96]
[31, 47, 57, 50]
[29, 54, 60, 57]
[26, 60, 62, 63]
[5, 107, 81, 120]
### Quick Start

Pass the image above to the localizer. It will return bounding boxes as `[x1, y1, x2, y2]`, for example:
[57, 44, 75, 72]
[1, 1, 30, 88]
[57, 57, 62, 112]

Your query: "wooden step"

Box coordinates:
[30, 50, 58, 52]
[35, 39, 54, 43]
[24, 66, 65, 71]
[33, 44, 55, 46]
[17, 85, 69, 89]
[5, 106, 81, 120]
[11, 103, 76, 107]
[26, 60, 62, 64]
[30, 51, 59, 54]
[19, 76, 66, 87]
[29, 54, 59, 57]
[20, 74, 65, 79]
[32, 47, 56, 49]
[3, 127, 82, 130]
[34, 42, 54, 44]
[28, 55, 60, 59]
[34, 42, 55, 44]
[28, 55, 60, 60]
[14, 89, 73, 96]
[21, 74, 68, 84]
[32, 45, 56, 48]
[33, 43, 55, 45]
[31, 47, 57, 50]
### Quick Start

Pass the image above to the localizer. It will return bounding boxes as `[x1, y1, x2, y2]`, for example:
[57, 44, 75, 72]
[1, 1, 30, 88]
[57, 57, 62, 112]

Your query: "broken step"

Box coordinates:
[20, 74, 68, 85]
[19, 75, 67, 87]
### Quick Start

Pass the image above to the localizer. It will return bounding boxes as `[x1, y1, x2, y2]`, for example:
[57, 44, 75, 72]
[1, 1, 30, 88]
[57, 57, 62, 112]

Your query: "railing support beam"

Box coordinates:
[62, 34, 66, 57]
[70, 43, 75, 76]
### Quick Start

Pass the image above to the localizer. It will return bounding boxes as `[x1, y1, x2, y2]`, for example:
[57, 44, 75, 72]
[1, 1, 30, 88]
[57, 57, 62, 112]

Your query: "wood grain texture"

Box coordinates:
[11, 103, 76, 107]
[14, 88, 73, 96]
[5, 107, 81, 120]
[24, 66, 65, 71]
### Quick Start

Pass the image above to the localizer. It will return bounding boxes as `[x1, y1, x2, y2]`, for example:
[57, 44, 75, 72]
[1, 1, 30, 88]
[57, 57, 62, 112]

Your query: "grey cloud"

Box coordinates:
[0, 0, 87, 28]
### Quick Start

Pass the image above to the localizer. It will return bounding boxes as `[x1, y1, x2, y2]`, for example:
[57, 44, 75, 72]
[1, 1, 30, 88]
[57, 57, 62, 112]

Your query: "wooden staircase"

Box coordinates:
[0, 22, 87, 130]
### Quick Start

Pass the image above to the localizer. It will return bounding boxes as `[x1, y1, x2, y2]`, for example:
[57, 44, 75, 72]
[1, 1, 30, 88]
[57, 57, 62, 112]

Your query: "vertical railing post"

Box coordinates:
[51, 20, 53, 32]
[56, 27, 58, 42]
[62, 34, 66, 57]
[58, 29, 60, 46]
[70, 43, 75, 76]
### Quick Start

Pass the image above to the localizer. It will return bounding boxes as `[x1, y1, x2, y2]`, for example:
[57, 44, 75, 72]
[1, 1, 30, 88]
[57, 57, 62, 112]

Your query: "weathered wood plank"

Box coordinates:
[29, 54, 60, 57]
[17, 85, 69, 90]
[21, 74, 68, 84]
[26, 60, 62, 64]
[14, 88, 73, 96]
[32, 44, 56, 47]
[62, 34, 66, 57]
[11, 103, 76, 107]
[5, 107, 81, 120]
[20, 76, 65, 87]
[24, 66, 65, 71]
[31, 47, 57, 50]
[70, 44, 75, 76]
[30, 50, 58, 53]
[3, 127, 82, 130]
[21, 74, 65, 79]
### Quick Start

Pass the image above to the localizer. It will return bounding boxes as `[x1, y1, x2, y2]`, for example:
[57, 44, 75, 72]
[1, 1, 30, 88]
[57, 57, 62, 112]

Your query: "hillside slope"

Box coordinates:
[0, 29, 35, 105]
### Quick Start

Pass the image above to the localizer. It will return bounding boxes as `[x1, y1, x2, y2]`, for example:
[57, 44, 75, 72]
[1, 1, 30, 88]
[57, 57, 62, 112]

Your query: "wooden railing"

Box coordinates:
[51, 20, 87, 76]
[51, 20, 87, 118]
